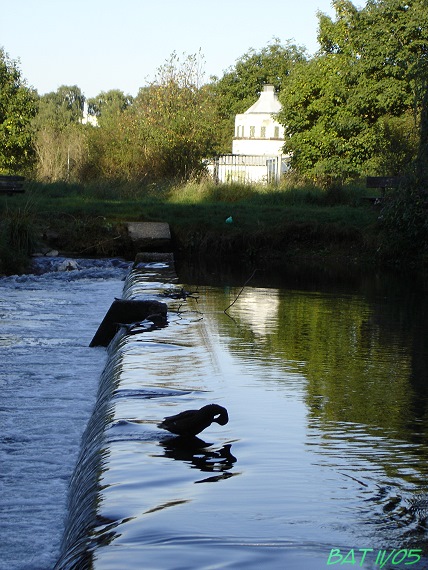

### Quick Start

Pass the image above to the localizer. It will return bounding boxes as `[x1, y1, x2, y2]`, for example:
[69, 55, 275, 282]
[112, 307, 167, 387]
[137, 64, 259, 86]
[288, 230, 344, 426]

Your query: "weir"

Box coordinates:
[54, 245, 231, 569]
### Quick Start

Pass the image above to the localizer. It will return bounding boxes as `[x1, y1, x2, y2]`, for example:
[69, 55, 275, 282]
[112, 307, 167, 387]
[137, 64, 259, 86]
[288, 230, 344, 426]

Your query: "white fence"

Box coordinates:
[206, 154, 288, 184]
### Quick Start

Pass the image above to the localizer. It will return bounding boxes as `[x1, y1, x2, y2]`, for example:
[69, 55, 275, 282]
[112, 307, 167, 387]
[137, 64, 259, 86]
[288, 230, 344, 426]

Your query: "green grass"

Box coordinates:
[0, 178, 381, 272]
[6, 178, 378, 228]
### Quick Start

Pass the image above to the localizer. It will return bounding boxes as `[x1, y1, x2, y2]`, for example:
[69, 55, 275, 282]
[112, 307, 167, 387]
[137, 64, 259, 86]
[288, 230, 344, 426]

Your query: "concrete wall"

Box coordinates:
[232, 134, 284, 156]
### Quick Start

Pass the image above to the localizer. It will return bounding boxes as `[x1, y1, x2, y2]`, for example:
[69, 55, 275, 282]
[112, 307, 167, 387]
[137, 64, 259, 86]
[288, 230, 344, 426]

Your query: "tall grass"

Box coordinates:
[168, 177, 372, 207]
[0, 202, 38, 274]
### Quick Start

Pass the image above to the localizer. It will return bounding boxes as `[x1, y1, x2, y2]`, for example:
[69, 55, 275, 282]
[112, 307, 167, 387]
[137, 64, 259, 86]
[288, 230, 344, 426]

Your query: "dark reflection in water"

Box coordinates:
[179, 262, 428, 558]
[191, 262, 428, 446]
[159, 436, 238, 483]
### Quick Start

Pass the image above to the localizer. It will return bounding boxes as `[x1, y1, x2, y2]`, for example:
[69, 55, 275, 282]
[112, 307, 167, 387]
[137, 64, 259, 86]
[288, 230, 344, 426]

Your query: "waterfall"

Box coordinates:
[54, 257, 206, 569]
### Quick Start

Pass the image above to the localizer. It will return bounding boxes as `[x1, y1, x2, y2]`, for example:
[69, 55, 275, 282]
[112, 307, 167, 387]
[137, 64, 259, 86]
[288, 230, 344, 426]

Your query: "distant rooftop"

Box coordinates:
[244, 85, 281, 114]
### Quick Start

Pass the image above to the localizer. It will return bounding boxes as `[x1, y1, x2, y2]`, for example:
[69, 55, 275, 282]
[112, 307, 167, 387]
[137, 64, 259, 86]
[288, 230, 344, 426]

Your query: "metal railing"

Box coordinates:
[207, 154, 288, 184]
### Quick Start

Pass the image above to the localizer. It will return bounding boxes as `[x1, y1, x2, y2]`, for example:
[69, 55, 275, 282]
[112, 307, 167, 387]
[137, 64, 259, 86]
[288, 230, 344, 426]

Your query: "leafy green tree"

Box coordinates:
[87, 89, 133, 125]
[34, 85, 85, 131]
[354, 1, 428, 264]
[278, 0, 428, 184]
[415, 82, 428, 187]
[87, 52, 219, 181]
[133, 52, 219, 178]
[211, 39, 307, 152]
[85, 107, 142, 181]
[378, 83, 428, 264]
[278, 55, 370, 182]
[0, 47, 37, 173]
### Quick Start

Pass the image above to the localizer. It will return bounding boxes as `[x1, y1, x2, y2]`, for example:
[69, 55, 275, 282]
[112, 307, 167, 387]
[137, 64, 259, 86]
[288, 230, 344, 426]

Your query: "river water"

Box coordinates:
[1, 258, 428, 569]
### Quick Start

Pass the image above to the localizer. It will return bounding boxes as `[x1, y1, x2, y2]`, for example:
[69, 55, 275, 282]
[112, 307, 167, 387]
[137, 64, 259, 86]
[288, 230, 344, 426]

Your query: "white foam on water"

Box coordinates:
[0, 258, 130, 570]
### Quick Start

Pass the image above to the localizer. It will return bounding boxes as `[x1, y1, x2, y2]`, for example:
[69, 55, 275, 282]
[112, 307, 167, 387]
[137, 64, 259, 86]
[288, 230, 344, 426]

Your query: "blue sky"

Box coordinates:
[1, 0, 336, 98]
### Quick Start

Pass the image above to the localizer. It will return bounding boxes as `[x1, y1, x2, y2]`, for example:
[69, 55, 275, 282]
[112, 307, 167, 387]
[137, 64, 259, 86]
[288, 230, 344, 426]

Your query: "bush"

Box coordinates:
[379, 176, 428, 264]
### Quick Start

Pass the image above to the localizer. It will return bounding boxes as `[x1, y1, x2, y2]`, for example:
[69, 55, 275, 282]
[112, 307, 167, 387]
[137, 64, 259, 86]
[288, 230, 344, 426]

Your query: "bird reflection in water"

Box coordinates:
[160, 436, 238, 483]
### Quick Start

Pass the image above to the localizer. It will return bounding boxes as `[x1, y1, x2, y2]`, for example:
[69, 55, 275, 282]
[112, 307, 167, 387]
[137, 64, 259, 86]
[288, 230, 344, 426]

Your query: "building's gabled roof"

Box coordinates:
[244, 85, 281, 114]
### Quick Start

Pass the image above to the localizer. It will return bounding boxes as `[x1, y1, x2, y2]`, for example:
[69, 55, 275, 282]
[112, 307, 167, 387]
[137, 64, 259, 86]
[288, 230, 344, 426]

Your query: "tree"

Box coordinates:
[378, 73, 428, 263]
[211, 39, 307, 152]
[86, 52, 220, 182]
[33, 123, 88, 182]
[278, 0, 428, 184]
[34, 85, 85, 131]
[415, 76, 428, 188]
[85, 107, 142, 181]
[32, 85, 88, 181]
[0, 47, 37, 173]
[87, 89, 133, 125]
[134, 52, 219, 178]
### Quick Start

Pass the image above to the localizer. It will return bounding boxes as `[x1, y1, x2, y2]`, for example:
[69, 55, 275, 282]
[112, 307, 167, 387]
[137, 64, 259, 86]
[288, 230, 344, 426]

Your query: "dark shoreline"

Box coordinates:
[42, 223, 424, 273]
[3, 213, 427, 281]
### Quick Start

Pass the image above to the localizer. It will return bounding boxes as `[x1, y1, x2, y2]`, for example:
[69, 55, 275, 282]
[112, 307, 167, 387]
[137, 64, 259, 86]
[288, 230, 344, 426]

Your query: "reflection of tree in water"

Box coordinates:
[214, 276, 428, 441]
[160, 436, 238, 483]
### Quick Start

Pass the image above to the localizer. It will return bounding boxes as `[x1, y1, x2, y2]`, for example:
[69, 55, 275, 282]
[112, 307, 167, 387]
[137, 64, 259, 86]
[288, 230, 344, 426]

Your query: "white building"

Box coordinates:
[81, 102, 98, 127]
[208, 85, 288, 184]
[232, 85, 284, 156]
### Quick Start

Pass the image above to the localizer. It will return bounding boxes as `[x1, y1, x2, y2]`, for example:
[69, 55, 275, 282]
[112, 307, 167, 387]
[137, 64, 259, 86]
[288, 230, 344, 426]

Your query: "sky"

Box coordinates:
[1, 0, 336, 99]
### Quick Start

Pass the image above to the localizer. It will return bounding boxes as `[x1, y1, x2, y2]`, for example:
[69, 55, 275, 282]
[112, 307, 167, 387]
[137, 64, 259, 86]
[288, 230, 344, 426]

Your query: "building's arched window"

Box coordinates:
[274, 126, 280, 139]
[250, 126, 255, 138]
[260, 126, 266, 138]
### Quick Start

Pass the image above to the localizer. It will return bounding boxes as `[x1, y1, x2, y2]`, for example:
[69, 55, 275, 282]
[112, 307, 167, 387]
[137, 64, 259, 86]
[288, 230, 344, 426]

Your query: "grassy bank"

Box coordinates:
[0, 178, 384, 274]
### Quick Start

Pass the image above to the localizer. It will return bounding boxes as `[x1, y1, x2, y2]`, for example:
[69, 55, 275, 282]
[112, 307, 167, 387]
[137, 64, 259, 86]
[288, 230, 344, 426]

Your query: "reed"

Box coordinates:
[0, 202, 38, 274]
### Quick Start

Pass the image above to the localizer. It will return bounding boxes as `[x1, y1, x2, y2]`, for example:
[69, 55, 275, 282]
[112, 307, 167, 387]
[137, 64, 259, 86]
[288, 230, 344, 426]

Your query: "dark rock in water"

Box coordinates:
[90, 299, 167, 347]
[158, 404, 229, 437]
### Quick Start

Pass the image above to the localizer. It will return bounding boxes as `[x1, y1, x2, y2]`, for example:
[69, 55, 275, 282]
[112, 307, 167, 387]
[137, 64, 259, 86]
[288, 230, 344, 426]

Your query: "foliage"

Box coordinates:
[0, 47, 37, 173]
[85, 108, 142, 181]
[88, 52, 220, 181]
[32, 85, 90, 182]
[135, 52, 219, 178]
[379, 182, 428, 263]
[278, 0, 428, 185]
[5, 9, 426, 196]
[0, 203, 37, 274]
[87, 89, 133, 125]
[376, 111, 420, 175]
[33, 85, 85, 131]
[379, 83, 428, 264]
[415, 81, 428, 187]
[33, 123, 89, 182]
[211, 39, 308, 152]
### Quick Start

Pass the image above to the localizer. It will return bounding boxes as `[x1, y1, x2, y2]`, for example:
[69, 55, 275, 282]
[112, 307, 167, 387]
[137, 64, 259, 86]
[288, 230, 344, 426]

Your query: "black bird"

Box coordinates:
[158, 404, 229, 437]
